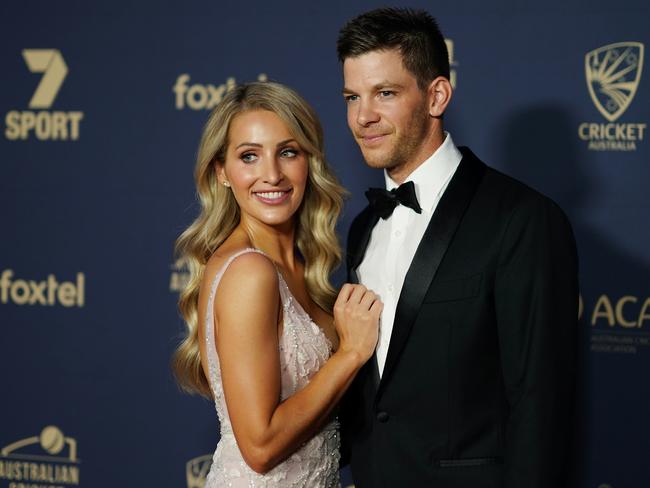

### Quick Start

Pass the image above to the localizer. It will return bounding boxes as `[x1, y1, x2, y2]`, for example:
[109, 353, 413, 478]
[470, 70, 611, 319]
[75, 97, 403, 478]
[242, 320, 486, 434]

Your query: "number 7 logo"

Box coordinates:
[22, 49, 68, 109]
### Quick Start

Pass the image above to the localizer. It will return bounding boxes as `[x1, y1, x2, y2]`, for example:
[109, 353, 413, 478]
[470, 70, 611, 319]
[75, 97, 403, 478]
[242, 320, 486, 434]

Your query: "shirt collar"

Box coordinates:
[384, 132, 462, 214]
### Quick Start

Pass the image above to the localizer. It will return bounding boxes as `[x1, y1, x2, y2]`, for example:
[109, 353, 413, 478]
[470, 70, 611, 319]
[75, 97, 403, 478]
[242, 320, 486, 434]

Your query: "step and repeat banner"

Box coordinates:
[1, 1, 648, 487]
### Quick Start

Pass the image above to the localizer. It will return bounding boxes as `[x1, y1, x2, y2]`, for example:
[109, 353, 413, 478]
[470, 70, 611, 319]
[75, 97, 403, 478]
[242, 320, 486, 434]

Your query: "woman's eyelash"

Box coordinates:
[240, 152, 257, 162]
[238, 148, 300, 161]
[280, 148, 299, 157]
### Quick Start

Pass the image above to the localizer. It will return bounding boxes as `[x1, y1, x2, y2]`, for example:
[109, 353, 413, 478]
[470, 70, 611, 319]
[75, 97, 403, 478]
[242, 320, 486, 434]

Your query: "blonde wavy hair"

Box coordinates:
[172, 81, 346, 397]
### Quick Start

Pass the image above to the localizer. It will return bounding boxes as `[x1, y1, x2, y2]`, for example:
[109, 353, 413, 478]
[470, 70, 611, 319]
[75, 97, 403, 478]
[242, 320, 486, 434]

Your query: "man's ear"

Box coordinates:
[427, 76, 453, 118]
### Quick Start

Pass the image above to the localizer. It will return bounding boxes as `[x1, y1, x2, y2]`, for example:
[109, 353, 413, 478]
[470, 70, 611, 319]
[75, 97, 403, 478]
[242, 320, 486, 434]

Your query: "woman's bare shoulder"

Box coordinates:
[202, 249, 277, 317]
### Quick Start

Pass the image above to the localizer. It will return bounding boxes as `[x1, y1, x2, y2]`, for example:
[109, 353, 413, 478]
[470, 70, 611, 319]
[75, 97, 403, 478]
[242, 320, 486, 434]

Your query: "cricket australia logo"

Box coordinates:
[578, 42, 646, 151]
[585, 42, 644, 122]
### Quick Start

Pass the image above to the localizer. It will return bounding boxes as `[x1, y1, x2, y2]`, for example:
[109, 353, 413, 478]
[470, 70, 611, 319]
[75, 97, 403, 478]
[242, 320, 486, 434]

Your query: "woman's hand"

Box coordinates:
[333, 284, 383, 365]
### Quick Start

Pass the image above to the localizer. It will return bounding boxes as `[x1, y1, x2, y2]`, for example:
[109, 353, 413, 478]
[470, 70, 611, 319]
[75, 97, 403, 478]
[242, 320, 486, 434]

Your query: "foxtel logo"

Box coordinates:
[173, 73, 268, 110]
[0, 270, 85, 307]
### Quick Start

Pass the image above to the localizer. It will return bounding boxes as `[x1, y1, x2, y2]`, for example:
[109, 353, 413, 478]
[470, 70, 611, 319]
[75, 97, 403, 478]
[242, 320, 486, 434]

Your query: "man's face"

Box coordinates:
[343, 49, 432, 175]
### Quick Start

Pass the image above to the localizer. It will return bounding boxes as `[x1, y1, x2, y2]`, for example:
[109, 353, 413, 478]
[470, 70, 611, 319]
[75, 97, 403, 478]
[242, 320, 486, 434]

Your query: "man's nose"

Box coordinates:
[357, 99, 380, 127]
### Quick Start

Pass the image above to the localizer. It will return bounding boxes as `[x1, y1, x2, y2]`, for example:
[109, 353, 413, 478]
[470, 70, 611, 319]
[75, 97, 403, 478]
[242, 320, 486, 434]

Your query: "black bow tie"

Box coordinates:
[365, 181, 422, 220]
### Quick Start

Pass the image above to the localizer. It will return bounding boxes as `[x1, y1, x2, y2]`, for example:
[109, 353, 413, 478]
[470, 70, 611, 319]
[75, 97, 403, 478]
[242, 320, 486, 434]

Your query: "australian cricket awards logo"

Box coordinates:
[0, 425, 80, 486]
[4, 50, 84, 141]
[186, 454, 212, 488]
[169, 258, 190, 294]
[579, 42, 646, 151]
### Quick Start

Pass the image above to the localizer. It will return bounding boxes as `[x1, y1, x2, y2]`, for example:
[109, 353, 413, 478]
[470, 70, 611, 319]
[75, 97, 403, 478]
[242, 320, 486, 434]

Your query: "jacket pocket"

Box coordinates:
[423, 272, 483, 303]
[437, 457, 502, 468]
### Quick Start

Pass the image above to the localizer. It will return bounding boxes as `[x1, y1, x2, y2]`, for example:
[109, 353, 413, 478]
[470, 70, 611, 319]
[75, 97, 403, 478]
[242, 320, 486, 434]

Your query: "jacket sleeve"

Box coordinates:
[494, 196, 579, 487]
[338, 214, 362, 469]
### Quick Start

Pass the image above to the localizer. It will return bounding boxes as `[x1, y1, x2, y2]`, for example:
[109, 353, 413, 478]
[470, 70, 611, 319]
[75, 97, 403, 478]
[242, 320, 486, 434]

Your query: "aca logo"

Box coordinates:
[0, 425, 80, 487]
[580, 293, 650, 354]
[578, 42, 646, 151]
[185, 454, 212, 488]
[174, 73, 268, 110]
[4, 50, 84, 141]
[445, 38, 458, 89]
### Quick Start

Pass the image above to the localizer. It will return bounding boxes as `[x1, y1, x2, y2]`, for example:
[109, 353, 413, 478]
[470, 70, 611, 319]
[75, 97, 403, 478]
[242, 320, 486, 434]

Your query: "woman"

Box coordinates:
[172, 82, 381, 487]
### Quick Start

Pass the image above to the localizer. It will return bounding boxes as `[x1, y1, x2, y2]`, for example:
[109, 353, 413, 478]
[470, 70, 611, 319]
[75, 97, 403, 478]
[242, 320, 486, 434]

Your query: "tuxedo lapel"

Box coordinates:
[377, 148, 486, 395]
[347, 206, 379, 284]
[346, 205, 381, 393]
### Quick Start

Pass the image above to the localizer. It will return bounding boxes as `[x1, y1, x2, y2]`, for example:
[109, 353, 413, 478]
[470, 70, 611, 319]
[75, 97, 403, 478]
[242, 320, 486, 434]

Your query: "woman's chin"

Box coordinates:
[253, 210, 298, 228]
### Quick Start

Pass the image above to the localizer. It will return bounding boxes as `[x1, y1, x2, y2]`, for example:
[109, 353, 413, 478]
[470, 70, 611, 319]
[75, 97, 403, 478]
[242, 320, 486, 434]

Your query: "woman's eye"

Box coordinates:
[240, 152, 257, 163]
[280, 148, 299, 158]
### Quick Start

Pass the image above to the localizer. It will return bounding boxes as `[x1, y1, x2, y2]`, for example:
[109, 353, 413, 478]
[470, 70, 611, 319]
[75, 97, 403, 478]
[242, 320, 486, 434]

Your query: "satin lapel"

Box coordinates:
[377, 148, 486, 396]
[346, 206, 379, 284]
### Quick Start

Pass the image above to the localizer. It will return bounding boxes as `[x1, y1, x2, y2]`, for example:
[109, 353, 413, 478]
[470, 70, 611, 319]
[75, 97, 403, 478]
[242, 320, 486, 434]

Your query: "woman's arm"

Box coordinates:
[212, 252, 380, 474]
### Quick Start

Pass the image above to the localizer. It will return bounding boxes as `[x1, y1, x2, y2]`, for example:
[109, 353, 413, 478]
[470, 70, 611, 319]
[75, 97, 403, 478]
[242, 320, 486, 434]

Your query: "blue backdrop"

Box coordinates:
[1, 1, 648, 487]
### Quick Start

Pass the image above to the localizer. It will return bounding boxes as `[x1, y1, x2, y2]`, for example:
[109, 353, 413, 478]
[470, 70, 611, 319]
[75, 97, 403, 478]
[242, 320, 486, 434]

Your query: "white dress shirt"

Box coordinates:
[357, 133, 462, 376]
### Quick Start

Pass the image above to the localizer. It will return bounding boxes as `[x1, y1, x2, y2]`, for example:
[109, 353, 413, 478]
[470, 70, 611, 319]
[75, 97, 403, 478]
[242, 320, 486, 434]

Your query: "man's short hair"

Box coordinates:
[337, 7, 450, 90]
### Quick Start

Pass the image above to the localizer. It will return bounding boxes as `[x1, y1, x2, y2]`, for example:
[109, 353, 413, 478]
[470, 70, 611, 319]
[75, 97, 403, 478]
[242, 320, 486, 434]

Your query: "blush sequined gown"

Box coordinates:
[203, 249, 341, 487]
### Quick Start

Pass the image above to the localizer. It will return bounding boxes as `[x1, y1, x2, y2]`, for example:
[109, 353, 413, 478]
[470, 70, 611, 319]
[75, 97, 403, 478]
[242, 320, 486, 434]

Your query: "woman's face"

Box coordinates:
[219, 109, 309, 229]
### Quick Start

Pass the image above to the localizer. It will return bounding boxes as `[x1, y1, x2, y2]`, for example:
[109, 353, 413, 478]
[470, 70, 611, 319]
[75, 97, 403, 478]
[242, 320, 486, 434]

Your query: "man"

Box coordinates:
[338, 8, 578, 487]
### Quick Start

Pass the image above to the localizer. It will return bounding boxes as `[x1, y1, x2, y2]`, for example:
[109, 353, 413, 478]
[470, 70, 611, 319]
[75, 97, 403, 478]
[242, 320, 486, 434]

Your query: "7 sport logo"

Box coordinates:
[5, 49, 84, 141]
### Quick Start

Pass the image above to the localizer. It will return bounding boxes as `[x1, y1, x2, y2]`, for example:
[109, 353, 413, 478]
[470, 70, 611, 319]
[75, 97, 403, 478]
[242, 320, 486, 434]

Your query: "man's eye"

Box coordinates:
[379, 91, 395, 97]
[240, 152, 257, 163]
[344, 94, 359, 102]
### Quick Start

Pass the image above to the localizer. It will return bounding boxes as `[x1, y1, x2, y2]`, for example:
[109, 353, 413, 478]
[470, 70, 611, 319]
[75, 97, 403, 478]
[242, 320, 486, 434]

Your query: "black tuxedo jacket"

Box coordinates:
[341, 147, 578, 488]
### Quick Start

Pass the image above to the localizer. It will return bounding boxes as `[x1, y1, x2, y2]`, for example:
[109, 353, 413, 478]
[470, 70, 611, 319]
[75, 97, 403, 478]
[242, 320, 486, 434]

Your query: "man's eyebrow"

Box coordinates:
[342, 82, 405, 94]
[373, 82, 404, 90]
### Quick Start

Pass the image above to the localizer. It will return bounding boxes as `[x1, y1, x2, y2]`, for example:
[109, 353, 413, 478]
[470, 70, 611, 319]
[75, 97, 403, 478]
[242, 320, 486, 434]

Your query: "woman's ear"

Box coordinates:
[215, 162, 230, 187]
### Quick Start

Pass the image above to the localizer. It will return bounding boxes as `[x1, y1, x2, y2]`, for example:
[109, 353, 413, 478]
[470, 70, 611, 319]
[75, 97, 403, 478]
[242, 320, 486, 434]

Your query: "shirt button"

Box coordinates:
[376, 411, 390, 423]
[387, 284, 394, 293]
[394, 230, 402, 238]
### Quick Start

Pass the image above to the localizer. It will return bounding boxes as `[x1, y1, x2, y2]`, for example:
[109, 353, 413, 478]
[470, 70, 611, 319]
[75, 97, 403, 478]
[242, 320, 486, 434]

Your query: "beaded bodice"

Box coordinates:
[203, 249, 341, 487]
